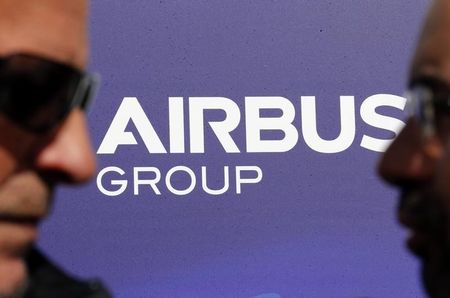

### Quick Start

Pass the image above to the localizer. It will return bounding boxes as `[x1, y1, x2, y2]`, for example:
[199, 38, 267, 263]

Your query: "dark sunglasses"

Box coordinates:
[405, 76, 450, 140]
[0, 53, 99, 133]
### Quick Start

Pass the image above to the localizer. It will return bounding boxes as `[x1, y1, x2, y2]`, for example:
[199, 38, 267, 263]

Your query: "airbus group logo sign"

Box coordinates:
[95, 94, 406, 196]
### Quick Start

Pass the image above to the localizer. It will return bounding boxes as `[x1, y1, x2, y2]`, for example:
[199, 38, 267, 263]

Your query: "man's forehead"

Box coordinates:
[411, 0, 450, 83]
[0, 0, 88, 69]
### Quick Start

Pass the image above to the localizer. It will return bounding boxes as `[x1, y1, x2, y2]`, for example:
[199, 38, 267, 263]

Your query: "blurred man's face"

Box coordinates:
[379, 1, 450, 297]
[0, 1, 95, 297]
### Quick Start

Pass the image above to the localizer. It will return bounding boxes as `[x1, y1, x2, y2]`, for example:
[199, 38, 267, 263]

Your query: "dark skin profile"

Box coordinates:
[379, 1, 450, 297]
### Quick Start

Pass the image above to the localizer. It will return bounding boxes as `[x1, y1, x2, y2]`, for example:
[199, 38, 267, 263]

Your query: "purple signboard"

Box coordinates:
[39, 1, 430, 297]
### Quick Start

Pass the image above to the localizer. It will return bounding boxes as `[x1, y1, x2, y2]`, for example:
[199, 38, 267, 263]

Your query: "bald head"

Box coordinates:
[410, 0, 450, 83]
[0, 0, 88, 69]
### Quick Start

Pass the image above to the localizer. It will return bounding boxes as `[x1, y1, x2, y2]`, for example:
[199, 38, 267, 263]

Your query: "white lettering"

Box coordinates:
[301, 96, 355, 153]
[166, 166, 196, 195]
[189, 97, 241, 153]
[245, 97, 299, 152]
[97, 97, 167, 154]
[236, 166, 263, 194]
[97, 166, 128, 196]
[134, 167, 161, 195]
[360, 94, 406, 152]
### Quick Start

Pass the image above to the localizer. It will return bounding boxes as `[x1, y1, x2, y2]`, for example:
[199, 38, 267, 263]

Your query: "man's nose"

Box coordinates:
[378, 119, 443, 186]
[33, 109, 96, 183]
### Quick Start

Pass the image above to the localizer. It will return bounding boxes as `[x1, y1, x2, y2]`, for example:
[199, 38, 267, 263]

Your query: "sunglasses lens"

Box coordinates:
[408, 85, 435, 138]
[0, 55, 85, 133]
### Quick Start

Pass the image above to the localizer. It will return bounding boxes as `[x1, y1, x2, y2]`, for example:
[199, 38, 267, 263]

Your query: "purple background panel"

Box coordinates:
[39, 1, 429, 297]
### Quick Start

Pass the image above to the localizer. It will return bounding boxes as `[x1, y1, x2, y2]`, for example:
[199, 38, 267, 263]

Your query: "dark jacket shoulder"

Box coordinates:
[24, 247, 111, 298]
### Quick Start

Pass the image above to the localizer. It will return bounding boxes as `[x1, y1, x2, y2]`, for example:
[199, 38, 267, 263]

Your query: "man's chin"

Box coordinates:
[0, 257, 28, 298]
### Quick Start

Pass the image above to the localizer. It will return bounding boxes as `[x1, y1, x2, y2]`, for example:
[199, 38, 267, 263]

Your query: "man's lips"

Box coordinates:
[0, 214, 40, 225]
[398, 210, 428, 256]
[397, 188, 450, 261]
